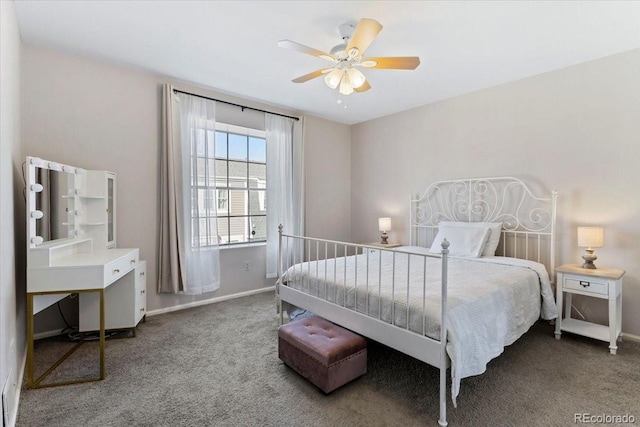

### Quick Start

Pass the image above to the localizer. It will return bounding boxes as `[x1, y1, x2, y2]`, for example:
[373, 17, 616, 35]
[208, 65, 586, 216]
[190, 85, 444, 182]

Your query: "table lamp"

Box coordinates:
[378, 217, 391, 244]
[577, 226, 603, 269]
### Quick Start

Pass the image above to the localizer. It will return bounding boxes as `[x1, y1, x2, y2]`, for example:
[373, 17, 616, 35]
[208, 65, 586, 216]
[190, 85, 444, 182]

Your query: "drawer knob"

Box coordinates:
[113, 268, 120, 274]
[130, 259, 136, 264]
[141, 289, 146, 294]
[580, 280, 590, 288]
[140, 272, 145, 277]
[140, 308, 145, 312]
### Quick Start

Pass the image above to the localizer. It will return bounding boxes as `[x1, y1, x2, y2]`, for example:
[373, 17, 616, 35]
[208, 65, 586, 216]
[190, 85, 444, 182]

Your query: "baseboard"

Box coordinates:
[621, 332, 640, 343]
[146, 286, 275, 317]
[3, 346, 26, 427]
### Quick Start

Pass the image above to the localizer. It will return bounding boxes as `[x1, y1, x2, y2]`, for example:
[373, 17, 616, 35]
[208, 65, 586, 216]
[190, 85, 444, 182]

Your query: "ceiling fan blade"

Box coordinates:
[360, 56, 421, 70]
[345, 18, 382, 57]
[292, 69, 332, 83]
[278, 40, 336, 62]
[354, 81, 371, 93]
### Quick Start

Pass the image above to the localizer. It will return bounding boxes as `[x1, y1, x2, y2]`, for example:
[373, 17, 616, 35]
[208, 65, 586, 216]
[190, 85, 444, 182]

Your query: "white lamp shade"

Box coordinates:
[577, 226, 604, 248]
[346, 67, 366, 88]
[339, 73, 354, 95]
[378, 217, 391, 232]
[324, 69, 343, 89]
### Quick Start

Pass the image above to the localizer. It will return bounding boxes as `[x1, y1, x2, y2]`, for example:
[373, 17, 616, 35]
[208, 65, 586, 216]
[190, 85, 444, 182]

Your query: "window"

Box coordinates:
[191, 123, 267, 246]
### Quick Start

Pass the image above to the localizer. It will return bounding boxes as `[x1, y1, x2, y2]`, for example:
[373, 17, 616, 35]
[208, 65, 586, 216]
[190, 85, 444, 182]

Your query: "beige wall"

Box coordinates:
[20, 44, 352, 326]
[351, 49, 640, 336]
[304, 115, 351, 243]
[1, 0, 25, 424]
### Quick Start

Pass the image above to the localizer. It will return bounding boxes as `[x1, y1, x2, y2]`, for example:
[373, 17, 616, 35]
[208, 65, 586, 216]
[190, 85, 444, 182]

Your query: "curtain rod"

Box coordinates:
[172, 89, 300, 121]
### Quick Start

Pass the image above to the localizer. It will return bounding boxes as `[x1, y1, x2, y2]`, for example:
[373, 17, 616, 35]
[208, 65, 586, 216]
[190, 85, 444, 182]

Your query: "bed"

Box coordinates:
[275, 177, 558, 426]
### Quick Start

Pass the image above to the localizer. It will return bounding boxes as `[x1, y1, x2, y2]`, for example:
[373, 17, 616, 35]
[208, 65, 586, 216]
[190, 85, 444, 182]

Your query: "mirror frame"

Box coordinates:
[26, 156, 85, 249]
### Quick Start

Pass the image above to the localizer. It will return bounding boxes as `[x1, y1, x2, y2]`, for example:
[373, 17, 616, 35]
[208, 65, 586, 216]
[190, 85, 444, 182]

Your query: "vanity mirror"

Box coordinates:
[26, 156, 117, 251]
[26, 157, 82, 248]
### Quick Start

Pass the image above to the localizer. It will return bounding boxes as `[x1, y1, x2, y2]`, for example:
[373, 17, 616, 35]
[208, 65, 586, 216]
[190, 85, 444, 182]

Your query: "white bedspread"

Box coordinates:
[283, 251, 558, 404]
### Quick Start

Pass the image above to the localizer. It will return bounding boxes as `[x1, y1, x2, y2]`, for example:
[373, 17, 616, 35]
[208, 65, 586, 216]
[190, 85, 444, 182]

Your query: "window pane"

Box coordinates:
[215, 131, 227, 158]
[207, 159, 216, 186]
[248, 163, 266, 188]
[196, 129, 206, 157]
[228, 190, 247, 216]
[249, 216, 266, 241]
[195, 158, 207, 186]
[228, 134, 247, 161]
[198, 218, 207, 245]
[229, 216, 248, 244]
[217, 218, 229, 245]
[206, 131, 215, 157]
[215, 160, 227, 187]
[207, 218, 218, 246]
[248, 137, 266, 163]
[217, 189, 229, 212]
[248, 190, 266, 215]
[195, 188, 216, 216]
[228, 161, 248, 188]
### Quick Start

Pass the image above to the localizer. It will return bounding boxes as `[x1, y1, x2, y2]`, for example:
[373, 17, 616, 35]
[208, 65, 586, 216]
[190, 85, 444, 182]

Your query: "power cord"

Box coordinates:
[56, 293, 124, 341]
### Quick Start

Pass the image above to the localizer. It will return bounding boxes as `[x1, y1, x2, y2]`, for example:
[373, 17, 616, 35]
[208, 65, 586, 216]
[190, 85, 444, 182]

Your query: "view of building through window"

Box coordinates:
[192, 124, 266, 246]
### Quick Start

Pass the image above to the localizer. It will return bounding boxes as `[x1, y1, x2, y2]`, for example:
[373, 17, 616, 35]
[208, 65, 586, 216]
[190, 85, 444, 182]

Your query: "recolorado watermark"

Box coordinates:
[574, 413, 636, 424]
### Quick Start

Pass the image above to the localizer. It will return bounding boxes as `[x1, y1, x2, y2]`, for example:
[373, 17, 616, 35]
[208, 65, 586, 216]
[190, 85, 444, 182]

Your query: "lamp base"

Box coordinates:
[380, 231, 388, 245]
[581, 250, 597, 269]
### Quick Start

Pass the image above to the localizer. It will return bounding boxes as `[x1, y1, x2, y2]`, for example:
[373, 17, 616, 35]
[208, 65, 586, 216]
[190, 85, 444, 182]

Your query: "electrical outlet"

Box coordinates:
[244, 261, 250, 271]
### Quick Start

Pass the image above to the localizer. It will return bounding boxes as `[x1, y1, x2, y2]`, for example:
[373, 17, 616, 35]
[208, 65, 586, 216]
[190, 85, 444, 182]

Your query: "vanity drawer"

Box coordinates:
[135, 261, 146, 291]
[563, 276, 608, 296]
[104, 250, 139, 285]
[135, 261, 147, 323]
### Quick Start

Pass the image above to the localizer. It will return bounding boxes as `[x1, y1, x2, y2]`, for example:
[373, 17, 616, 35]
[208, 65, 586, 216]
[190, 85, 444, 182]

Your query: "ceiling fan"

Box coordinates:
[278, 18, 420, 97]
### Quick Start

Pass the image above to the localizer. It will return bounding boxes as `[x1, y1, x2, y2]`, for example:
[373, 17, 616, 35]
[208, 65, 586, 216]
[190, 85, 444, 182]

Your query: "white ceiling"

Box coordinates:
[14, 1, 640, 125]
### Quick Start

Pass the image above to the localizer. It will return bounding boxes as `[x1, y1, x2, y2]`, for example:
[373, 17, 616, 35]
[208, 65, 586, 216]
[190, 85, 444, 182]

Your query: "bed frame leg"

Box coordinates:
[438, 351, 448, 426]
[438, 238, 450, 427]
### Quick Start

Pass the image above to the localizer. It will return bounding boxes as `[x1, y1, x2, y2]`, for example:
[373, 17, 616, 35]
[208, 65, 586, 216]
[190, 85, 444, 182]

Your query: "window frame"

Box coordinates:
[191, 122, 267, 248]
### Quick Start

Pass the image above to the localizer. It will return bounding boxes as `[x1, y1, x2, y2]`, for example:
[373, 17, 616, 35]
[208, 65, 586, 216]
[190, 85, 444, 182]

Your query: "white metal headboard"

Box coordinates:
[409, 177, 557, 275]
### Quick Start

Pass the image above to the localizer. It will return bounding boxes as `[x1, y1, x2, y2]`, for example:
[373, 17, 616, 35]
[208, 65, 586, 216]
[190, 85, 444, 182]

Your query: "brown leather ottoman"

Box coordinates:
[278, 316, 367, 393]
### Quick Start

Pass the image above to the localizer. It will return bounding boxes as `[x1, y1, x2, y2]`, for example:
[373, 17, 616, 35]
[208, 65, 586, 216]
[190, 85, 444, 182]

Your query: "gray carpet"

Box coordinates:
[17, 292, 640, 427]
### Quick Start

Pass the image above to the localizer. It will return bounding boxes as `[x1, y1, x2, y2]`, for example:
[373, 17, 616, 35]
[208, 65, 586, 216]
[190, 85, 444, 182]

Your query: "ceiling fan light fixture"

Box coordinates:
[324, 68, 344, 89]
[346, 67, 366, 88]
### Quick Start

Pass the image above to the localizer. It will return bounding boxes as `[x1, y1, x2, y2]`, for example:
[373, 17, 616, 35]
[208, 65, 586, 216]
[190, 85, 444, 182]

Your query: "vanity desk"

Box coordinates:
[25, 157, 145, 388]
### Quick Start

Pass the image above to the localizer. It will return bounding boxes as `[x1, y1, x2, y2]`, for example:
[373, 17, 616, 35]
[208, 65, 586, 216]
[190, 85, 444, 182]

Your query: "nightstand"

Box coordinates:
[362, 242, 402, 256]
[554, 263, 625, 354]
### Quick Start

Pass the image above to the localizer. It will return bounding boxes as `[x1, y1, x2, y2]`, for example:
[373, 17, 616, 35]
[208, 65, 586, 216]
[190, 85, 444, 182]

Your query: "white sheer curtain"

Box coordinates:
[265, 114, 303, 278]
[160, 90, 220, 295]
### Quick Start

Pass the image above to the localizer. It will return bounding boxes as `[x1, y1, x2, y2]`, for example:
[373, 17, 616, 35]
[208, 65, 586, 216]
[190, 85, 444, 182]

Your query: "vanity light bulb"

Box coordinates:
[30, 183, 44, 193]
[30, 210, 44, 219]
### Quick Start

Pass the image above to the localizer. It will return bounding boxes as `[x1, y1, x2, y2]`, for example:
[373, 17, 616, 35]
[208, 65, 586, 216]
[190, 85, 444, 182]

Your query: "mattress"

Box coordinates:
[283, 249, 558, 404]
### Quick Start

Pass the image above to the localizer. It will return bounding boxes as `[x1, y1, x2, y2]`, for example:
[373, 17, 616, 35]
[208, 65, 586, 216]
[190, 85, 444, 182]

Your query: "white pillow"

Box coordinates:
[437, 221, 503, 256]
[429, 224, 491, 257]
[395, 246, 432, 255]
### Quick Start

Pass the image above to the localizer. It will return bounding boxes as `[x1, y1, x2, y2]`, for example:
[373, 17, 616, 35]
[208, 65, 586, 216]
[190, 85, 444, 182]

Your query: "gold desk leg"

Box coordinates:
[27, 289, 106, 388]
[99, 288, 105, 380]
[26, 293, 34, 388]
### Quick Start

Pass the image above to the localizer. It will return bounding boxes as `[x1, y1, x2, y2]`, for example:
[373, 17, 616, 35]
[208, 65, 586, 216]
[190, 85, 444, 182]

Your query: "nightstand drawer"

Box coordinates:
[563, 276, 607, 296]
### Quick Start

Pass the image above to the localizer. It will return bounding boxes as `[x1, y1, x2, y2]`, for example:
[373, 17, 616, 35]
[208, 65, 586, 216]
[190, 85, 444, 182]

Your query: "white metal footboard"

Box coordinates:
[276, 224, 451, 426]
